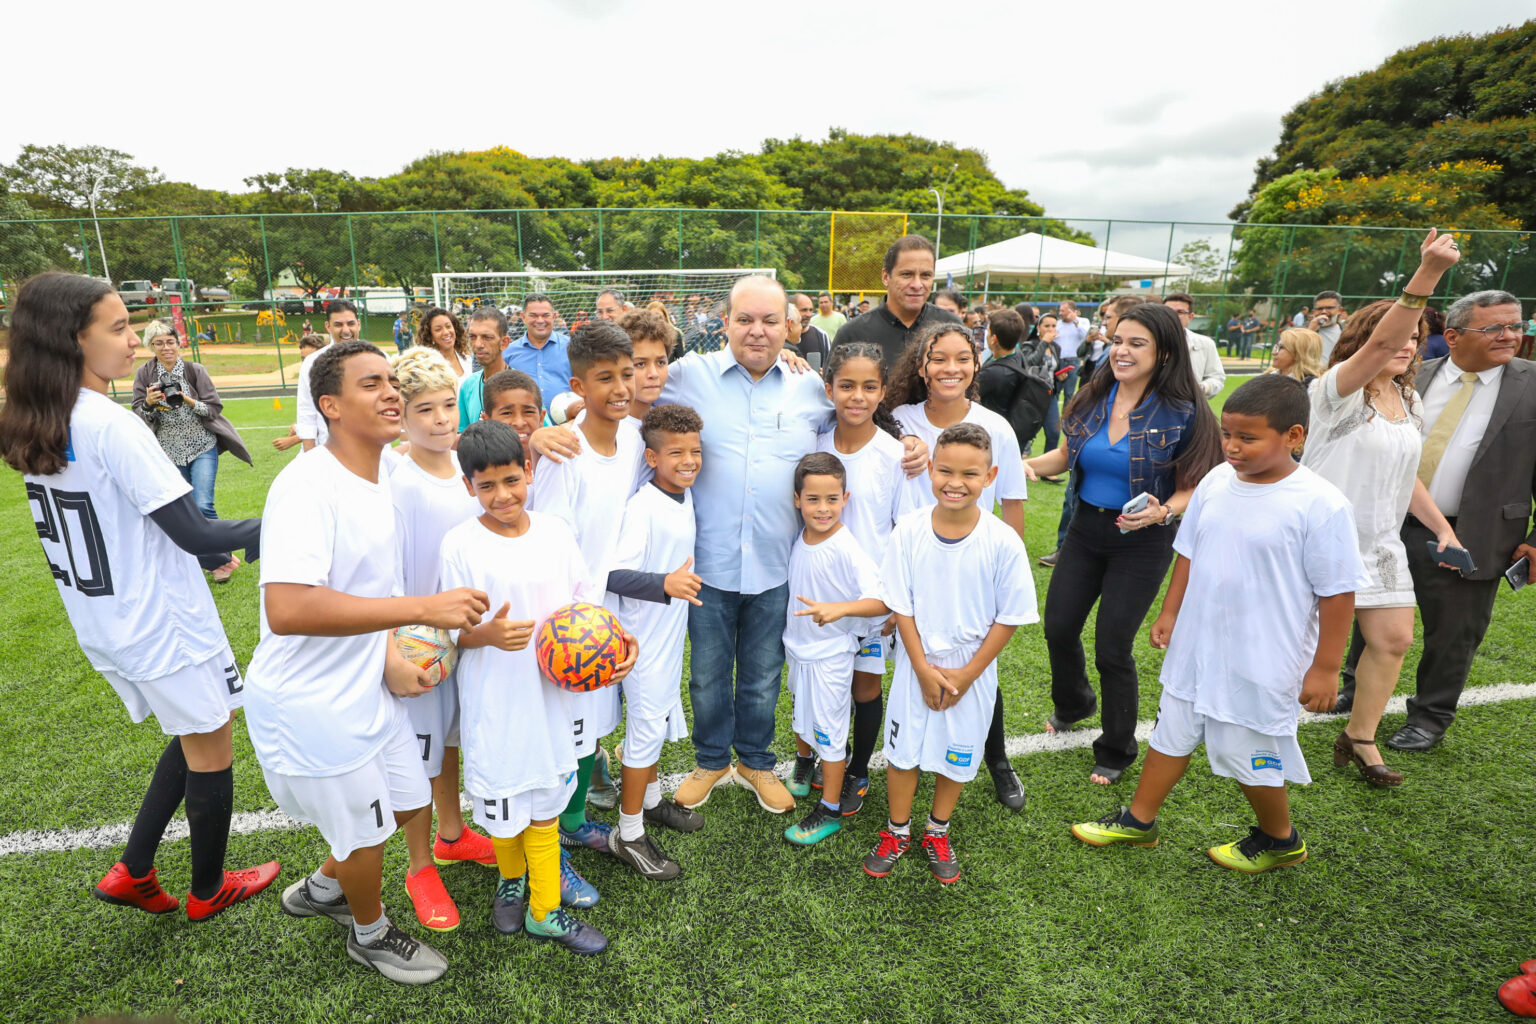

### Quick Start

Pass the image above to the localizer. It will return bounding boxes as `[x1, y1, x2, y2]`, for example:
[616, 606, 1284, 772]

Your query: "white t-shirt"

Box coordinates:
[245, 446, 406, 777]
[815, 429, 908, 563]
[25, 389, 227, 683]
[892, 401, 1027, 514]
[603, 484, 694, 717]
[1160, 463, 1368, 735]
[390, 451, 479, 597]
[527, 423, 644, 594]
[880, 508, 1038, 659]
[293, 350, 329, 445]
[783, 527, 884, 661]
[439, 513, 587, 797]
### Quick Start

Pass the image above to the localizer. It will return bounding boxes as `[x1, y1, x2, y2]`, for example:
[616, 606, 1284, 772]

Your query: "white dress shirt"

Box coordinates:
[1421, 356, 1505, 516]
[1185, 329, 1226, 398]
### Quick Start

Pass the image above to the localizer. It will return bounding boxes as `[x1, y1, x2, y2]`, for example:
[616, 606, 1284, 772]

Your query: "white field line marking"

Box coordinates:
[4, 682, 1533, 858]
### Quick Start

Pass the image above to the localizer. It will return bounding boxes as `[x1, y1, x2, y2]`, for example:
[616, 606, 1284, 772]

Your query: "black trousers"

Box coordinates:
[1340, 517, 1502, 734]
[1043, 501, 1176, 771]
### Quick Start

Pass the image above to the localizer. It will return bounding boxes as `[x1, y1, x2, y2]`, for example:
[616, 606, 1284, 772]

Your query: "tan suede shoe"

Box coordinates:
[673, 765, 736, 809]
[733, 765, 795, 814]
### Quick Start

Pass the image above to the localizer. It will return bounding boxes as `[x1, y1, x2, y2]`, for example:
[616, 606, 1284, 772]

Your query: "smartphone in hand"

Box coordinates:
[1506, 556, 1530, 592]
[1119, 492, 1151, 535]
[1428, 542, 1477, 575]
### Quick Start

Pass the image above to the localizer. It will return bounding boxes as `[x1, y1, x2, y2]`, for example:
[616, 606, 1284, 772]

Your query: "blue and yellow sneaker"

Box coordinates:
[787, 756, 815, 798]
[1208, 826, 1307, 874]
[1070, 807, 1161, 847]
[559, 849, 600, 908]
[525, 906, 608, 956]
[784, 803, 842, 846]
[559, 819, 613, 853]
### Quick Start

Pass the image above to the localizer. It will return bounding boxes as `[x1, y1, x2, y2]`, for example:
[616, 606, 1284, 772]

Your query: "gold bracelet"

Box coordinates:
[1398, 290, 1430, 309]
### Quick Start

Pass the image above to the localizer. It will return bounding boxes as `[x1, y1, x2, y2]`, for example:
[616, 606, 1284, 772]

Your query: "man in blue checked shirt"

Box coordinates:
[501, 293, 571, 415]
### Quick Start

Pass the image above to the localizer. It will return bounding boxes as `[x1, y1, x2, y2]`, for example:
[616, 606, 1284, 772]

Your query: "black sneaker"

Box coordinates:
[490, 876, 526, 934]
[862, 829, 911, 878]
[809, 759, 824, 791]
[644, 797, 704, 833]
[988, 759, 1026, 813]
[346, 922, 448, 984]
[607, 829, 681, 881]
[839, 774, 868, 817]
[921, 832, 961, 884]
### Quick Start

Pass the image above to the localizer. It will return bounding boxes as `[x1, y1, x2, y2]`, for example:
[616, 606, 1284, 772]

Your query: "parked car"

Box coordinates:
[200, 286, 232, 305]
[118, 280, 163, 309]
[159, 278, 197, 301]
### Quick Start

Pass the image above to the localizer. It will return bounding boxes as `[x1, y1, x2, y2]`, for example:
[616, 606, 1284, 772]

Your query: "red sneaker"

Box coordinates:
[1524, 961, 1536, 975]
[1499, 973, 1536, 1018]
[405, 865, 460, 932]
[920, 832, 961, 884]
[186, 861, 281, 922]
[433, 827, 496, 867]
[93, 862, 179, 914]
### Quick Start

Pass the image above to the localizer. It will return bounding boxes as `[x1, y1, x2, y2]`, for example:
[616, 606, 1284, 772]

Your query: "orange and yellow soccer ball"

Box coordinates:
[536, 602, 626, 692]
[393, 624, 457, 685]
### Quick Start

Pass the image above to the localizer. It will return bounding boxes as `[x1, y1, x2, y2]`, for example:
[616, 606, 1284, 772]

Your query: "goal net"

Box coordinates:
[432, 268, 776, 354]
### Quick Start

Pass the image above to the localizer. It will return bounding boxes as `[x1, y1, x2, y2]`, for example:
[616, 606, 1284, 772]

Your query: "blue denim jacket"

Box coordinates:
[1063, 389, 1196, 504]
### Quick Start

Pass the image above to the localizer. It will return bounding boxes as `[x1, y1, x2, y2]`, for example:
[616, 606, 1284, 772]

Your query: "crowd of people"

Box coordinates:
[2, 228, 1534, 1006]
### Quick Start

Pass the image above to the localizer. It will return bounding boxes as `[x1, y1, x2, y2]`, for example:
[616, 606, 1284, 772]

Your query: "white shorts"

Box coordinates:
[789, 653, 855, 761]
[1149, 694, 1311, 788]
[882, 644, 996, 783]
[101, 647, 244, 737]
[263, 716, 432, 861]
[471, 772, 578, 840]
[622, 699, 687, 768]
[562, 685, 622, 761]
[854, 633, 890, 676]
[402, 674, 460, 778]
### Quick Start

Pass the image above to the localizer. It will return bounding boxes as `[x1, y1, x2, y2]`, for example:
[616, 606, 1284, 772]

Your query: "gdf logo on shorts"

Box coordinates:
[857, 637, 882, 659]
[1251, 750, 1283, 772]
[814, 728, 831, 747]
[945, 746, 973, 768]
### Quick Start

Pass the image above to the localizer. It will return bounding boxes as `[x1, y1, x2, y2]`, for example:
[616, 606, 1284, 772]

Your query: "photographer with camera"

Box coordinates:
[132, 320, 252, 582]
[1308, 291, 1349, 360]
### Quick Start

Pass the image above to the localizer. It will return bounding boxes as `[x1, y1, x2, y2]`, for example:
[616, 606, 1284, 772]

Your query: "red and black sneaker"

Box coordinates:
[185, 861, 281, 922]
[920, 832, 961, 884]
[862, 829, 911, 878]
[93, 862, 179, 914]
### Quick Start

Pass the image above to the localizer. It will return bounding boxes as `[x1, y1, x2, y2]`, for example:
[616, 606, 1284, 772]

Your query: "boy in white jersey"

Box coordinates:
[782, 452, 888, 846]
[249, 341, 491, 985]
[441, 420, 633, 954]
[0, 274, 277, 922]
[864, 423, 1037, 884]
[1072, 375, 1365, 874]
[387, 348, 497, 934]
[602, 405, 709, 879]
[526, 320, 642, 864]
[481, 369, 544, 449]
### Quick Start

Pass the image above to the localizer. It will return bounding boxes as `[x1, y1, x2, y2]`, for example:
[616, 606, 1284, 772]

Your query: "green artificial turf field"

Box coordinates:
[0, 385, 1532, 1024]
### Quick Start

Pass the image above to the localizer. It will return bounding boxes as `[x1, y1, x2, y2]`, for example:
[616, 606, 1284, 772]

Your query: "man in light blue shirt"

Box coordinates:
[501, 293, 570, 413]
[458, 306, 509, 430]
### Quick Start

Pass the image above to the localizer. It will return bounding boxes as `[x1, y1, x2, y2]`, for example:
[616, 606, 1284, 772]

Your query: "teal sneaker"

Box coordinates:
[786, 756, 815, 798]
[525, 906, 609, 955]
[784, 803, 842, 846]
[1070, 807, 1161, 847]
[1208, 827, 1307, 874]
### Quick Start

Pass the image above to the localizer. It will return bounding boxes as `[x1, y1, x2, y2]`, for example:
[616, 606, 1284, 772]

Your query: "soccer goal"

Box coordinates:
[432, 268, 776, 354]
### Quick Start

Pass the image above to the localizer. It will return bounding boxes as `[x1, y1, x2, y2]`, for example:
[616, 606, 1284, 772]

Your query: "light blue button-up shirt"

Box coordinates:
[502, 332, 572, 410]
[660, 348, 834, 594]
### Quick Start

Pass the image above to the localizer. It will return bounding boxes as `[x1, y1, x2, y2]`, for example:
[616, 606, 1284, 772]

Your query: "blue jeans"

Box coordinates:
[686, 581, 788, 771]
[177, 446, 219, 520]
[1239, 333, 1256, 359]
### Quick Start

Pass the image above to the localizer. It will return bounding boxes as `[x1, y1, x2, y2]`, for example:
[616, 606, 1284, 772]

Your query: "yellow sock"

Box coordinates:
[524, 823, 561, 922]
[491, 834, 525, 880]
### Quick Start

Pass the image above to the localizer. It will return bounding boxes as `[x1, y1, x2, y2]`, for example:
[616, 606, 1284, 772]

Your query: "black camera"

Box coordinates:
[161, 380, 186, 409]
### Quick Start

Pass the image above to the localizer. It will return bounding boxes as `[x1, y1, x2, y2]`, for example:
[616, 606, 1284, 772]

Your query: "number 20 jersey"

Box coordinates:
[25, 389, 227, 683]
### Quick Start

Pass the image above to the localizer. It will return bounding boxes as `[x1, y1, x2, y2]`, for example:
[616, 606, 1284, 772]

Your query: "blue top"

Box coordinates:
[1077, 385, 1133, 508]
[1422, 333, 1449, 360]
[458, 369, 486, 431]
[1063, 383, 1197, 505]
[501, 332, 572, 410]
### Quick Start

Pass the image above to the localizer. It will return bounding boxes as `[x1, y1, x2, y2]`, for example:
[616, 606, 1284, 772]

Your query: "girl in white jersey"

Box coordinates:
[882, 322, 1030, 812]
[0, 273, 277, 922]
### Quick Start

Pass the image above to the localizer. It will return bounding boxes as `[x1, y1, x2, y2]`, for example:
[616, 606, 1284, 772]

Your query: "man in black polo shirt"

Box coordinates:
[832, 235, 961, 367]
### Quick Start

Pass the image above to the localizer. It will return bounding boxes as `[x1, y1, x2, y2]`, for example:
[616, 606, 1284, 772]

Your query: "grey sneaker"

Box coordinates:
[281, 878, 353, 927]
[644, 797, 704, 833]
[607, 829, 681, 881]
[346, 922, 448, 984]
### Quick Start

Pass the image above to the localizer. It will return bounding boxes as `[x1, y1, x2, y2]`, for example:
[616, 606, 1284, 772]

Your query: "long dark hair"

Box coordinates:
[416, 307, 470, 359]
[0, 272, 115, 475]
[882, 322, 981, 409]
[1062, 303, 1221, 490]
[824, 342, 903, 441]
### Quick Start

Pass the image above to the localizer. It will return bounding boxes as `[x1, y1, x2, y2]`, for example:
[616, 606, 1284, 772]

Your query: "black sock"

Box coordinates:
[185, 766, 234, 899]
[1267, 827, 1300, 850]
[984, 692, 1007, 765]
[1119, 807, 1155, 830]
[122, 738, 188, 877]
[849, 696, 882, 778]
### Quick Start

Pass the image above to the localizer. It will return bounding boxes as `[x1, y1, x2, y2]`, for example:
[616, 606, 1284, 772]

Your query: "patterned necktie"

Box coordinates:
[1417, 371, 1480, 486]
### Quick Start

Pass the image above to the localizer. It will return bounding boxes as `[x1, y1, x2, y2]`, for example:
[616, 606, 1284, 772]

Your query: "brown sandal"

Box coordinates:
[1332, 731, 1404, 788]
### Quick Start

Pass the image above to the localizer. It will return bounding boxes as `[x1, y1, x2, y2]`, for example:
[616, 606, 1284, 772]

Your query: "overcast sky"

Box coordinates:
[5, 0, 1529, 247]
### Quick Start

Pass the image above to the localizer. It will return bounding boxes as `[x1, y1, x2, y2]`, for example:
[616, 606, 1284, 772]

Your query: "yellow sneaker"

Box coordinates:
[1207, 827, 1308, 874]
[733, 764, 795, 814]
[673, 765, 735, 809]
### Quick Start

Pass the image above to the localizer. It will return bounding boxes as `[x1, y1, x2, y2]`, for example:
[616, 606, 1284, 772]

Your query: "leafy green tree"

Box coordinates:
[0, 144, 162, 216]
[0, 190, 64, 283]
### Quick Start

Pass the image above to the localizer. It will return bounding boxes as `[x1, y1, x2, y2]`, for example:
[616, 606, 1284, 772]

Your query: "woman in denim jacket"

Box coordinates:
[1025, 304, 1222, 783]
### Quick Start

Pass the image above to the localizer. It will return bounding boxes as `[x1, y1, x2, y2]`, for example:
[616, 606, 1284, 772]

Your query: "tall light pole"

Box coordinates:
[86, 173, 111, 284]
[929, 162, 959, 257]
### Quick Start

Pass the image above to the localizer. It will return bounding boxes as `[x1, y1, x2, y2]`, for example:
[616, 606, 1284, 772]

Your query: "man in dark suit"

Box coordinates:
[1347, 289, 1536, 750]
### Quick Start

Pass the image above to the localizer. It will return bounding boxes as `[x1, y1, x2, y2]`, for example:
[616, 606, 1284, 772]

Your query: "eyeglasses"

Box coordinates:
[1461, 322, 1524, 338]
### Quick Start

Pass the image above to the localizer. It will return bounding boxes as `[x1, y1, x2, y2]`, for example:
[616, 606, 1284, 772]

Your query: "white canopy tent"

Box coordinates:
[933, 232, 1191, 294]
